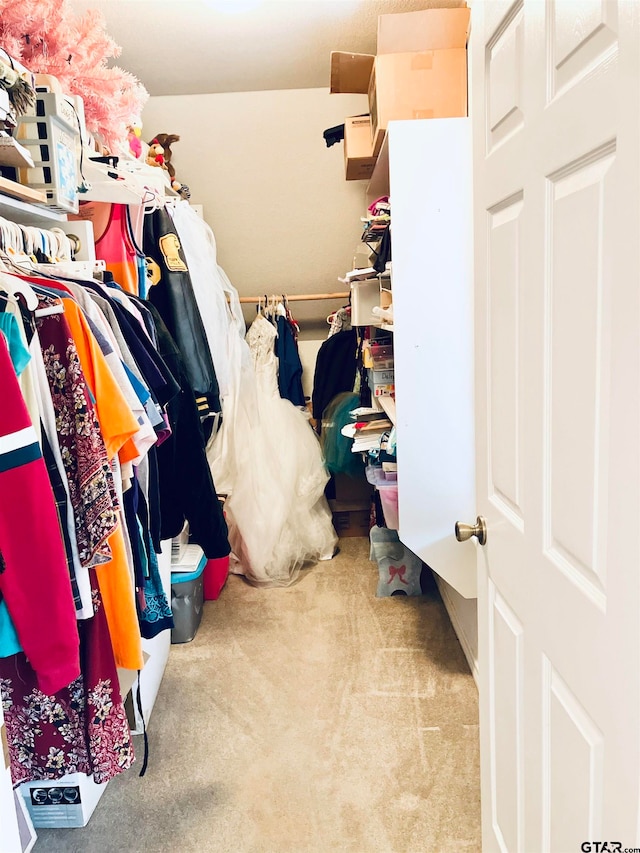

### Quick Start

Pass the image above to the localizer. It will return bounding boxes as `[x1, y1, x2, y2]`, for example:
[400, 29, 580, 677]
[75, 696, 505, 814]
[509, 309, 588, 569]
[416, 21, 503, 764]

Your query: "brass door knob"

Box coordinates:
[455, 516, 487, 546]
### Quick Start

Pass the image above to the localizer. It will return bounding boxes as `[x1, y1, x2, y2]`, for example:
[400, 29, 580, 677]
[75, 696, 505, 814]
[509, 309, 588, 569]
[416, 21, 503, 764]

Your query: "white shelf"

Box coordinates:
[0, 193, 66, 226]
[378, 395, 397, 425]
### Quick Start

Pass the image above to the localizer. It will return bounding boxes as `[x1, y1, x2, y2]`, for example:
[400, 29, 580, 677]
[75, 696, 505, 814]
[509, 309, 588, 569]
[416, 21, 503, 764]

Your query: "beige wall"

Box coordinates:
[298, 338, 325, 399]
[143, 88, 368, 338]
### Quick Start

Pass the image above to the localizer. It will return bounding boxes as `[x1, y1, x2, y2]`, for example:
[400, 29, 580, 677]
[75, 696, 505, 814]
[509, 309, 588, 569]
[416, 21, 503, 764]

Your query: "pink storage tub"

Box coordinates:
[366, 466, 399, 530]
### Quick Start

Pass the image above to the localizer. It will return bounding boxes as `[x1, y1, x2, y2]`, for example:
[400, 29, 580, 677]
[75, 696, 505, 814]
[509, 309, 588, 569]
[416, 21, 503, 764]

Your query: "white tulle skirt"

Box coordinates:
[207, 284, 337, 587]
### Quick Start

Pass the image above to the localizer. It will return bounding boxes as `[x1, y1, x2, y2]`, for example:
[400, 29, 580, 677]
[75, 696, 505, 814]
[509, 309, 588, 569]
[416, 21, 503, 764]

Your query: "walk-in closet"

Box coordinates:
[0, 1, 638, 852]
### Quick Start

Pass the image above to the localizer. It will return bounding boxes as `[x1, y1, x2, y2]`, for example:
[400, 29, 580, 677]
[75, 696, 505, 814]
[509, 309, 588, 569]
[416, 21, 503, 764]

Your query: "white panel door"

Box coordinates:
[472, 1, 640, 850]
[390, 118, 477, 599]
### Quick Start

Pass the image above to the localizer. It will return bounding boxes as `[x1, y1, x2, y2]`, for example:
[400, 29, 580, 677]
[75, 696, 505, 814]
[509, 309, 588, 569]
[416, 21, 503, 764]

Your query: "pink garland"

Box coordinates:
[0, 0, 148, 150]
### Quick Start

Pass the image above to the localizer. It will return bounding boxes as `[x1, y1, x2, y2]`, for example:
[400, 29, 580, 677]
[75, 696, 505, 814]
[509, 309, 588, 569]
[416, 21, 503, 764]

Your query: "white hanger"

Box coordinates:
[142, 187, 164, 213]
[0, 270, 39, 310]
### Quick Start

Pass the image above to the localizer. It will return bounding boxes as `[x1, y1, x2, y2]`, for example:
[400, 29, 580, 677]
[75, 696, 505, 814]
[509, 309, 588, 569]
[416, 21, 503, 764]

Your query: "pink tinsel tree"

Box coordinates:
[0, 0, 148, 150]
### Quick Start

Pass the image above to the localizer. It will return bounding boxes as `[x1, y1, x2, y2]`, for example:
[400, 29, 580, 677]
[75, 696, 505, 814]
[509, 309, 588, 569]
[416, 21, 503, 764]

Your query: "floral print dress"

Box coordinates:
[37, 306, 119, 567]
[0, 571, 134, 785]
[0, 307, 134, 785]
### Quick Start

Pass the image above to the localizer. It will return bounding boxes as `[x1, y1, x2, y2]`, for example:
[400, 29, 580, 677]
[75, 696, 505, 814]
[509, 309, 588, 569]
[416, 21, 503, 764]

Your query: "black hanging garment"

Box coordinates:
[144, 303, 230, 561]
[373, 225, 392, 274]
[143, 207, 220, 416]
[276, 315, 305, 407]
[323, 124, 345, 147]
[311, 328, 358, 431]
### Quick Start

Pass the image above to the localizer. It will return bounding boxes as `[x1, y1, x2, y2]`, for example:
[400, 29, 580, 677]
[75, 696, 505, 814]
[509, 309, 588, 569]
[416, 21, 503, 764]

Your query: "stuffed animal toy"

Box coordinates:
[152, 133, 180, 179]
[146, 138, 166, 168]
[149, 132, 191, 199]
[127, 121, 143, 159]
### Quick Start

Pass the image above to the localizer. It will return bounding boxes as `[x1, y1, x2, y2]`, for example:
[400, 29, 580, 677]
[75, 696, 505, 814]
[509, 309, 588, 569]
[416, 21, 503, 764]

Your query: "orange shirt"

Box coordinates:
[62, 299, 144, 671]
[62, 300, 140, 464]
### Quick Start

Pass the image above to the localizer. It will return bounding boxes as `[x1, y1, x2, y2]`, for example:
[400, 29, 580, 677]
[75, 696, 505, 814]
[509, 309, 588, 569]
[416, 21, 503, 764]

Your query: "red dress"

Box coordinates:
[0, 334, 79, 695]
[0, 311, 134, 785]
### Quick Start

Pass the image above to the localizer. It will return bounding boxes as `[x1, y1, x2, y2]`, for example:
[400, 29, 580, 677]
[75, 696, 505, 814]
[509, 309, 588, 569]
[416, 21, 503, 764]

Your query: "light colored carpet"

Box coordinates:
[35, 537, 481, 853]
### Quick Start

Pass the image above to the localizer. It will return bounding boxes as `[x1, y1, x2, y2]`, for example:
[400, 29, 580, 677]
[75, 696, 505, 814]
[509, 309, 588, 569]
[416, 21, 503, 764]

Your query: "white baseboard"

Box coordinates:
[434, 575, 479, 688]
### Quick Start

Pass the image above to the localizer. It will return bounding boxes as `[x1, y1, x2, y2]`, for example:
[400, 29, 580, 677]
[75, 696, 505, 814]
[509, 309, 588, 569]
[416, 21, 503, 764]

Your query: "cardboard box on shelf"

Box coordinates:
[369, 49, 467, 155]
[330, 501, 371, 538]
[331, 48, 467, 158]
[377, 6, 470, 54]
[330, 51, 374, 94]
[344, 115, 377, 181]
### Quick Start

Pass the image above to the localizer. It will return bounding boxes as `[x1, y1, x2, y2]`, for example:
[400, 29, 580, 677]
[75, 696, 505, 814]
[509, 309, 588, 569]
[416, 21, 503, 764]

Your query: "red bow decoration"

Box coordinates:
[387, 565, 408, 584]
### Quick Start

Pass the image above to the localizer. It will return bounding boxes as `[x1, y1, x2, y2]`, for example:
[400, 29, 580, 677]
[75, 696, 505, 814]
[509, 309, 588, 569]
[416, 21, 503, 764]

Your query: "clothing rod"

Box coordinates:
[238, 291, 349, 304]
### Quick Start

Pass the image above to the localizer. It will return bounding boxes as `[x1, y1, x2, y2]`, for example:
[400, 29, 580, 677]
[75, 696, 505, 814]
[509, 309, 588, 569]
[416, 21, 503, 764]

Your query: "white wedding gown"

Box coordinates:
[171, 203, 337, 587]
[236, 313, 337, 585]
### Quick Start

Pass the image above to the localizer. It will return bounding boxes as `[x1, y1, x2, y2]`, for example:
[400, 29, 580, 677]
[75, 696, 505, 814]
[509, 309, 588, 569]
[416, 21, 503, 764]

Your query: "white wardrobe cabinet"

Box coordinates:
[371, 118, 479, 674]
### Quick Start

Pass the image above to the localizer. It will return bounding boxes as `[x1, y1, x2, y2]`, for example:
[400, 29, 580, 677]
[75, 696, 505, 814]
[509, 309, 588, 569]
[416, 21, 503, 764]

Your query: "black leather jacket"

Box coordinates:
[143, 206, 220, 415]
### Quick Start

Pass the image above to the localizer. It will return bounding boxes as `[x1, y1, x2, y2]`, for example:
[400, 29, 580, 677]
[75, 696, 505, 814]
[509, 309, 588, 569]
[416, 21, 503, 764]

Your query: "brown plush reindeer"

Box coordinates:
[149, 133, 190, 199]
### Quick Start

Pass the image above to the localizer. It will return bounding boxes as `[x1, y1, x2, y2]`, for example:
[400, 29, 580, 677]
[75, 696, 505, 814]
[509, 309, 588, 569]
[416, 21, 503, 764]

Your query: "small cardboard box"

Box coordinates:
[330, 51, 374, 94]
[369, 49, 468, 155]
[330, 502, 371, 538]
[344, 115, 377, 181]
[377, 7, 470, 54]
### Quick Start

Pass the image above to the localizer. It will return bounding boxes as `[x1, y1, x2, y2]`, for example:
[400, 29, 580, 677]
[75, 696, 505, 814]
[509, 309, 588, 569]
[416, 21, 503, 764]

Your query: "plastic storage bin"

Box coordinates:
[350, 278, 382, 326]
[172, 542, 203, 573]
[15, 92, 80, 213]
[370, 343, 394, 369]
[366, 465, 399, 530]
[372, 368, 395, 385]
[378, 485, 399, 530]
[203, 556, 230, 601]
[170, 553, 206, 644]
[367, 370, 395, 398]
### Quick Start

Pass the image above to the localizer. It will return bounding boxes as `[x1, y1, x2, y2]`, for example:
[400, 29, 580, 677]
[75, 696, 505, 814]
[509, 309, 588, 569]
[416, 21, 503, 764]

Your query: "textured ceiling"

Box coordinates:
[69, 0, 466, 96]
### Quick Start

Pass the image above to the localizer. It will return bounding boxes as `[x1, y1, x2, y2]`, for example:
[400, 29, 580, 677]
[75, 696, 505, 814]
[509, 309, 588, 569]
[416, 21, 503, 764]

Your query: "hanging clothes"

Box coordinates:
[208, 296, 336, 588]
[123, 476, 174, 639]
[143, 301, 230, 560]
[36, 303, 120, 569]
[311, 328, 358, 431]
[0, 333, 80, 696]
[69, 202, 140, 295]
[0, 568, 134, 787]
[170, 202, 232, 400]
[0, 311, 30, 374]
[275, 314, 305, 407]
[0, 218, 213, 788]
[30, 324, 94, 619]
[143, 206, 221, 415]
